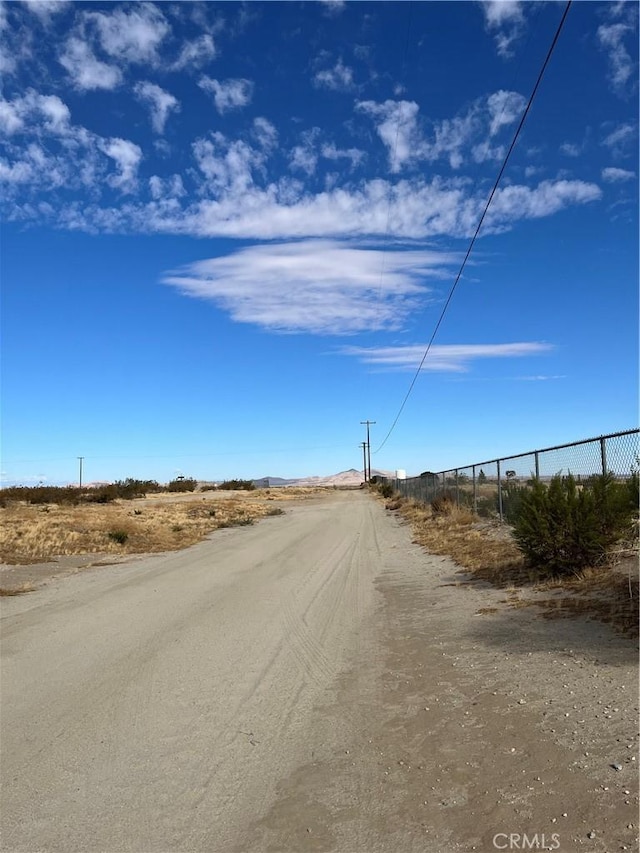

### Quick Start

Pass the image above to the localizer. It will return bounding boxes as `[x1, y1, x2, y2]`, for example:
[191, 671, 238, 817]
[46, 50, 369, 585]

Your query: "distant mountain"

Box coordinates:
[252, 468, 394, 488]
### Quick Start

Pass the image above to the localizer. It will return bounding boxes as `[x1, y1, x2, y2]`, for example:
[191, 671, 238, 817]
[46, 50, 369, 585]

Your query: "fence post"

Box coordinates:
[472, 465, 477, 514]
[534, 451, 540, 480]
[497, 459, 503, 522]
[600, 437, 607, 476]
[455, 469, 459, 507]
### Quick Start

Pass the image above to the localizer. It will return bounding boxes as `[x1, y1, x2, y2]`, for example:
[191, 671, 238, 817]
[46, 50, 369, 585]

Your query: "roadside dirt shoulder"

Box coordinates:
[249, 507, 639, 853]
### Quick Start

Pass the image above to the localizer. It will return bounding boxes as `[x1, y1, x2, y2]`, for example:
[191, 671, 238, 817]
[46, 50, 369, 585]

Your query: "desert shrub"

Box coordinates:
[431, 494, 455, 516]
[0, 485, 82, 505]
[167, 478, 198, 492]
[513, 473, 637, 575]
[378, 483, 394, 499]
[501, 481, 527, 524]
[107, 529, 129, 544]
[475, 495, 497, 518]
[217, 479, 256, 491]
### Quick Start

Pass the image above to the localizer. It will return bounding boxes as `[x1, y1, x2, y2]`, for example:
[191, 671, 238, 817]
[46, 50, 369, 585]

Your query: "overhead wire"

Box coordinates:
[375, 0, 573, 454]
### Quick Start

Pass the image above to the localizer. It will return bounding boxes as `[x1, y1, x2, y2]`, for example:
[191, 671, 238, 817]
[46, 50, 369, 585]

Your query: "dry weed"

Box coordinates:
[0, 494, 293, 564]
[0, 581, 36, 596]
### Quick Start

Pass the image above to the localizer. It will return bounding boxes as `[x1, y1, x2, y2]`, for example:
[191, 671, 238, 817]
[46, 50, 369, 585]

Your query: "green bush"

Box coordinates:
[217, 479, 256, 491]
[513, 473, 637, 575]
[1, 479, 162, 506]
[107, 529, 129, 545]
[501, 481, 527, 524]
[167, 478, 198, 492]
[0, 485, 83, 505]
[379, 483, 394, 498]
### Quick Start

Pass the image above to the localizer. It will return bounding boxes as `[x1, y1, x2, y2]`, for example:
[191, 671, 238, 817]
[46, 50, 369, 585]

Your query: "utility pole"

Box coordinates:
[360, 420, 376, 482]
[360, 442, 368, 483]
[77, 456, 84, 490]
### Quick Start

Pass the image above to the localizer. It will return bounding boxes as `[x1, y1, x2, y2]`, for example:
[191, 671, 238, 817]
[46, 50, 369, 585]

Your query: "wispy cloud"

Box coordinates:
[602, 121, 637, 157]
[59, 36, 122, 91]
[356, 90, 527, 172]
[199, 77, 254, 114]
[319, 0, 346, 16]
[171, 34, 216, 71]
[560, 141, 582, 157]
[597, 8, 638, 98]
[22, 0, 68, 24]
[479, 0, 526, 59]
[99, 138, 142, 193]
[85, 5, 170, 65]
[314, 59, 355, 92]
[341, 341, 554, 372]
[321, 142, 365, 169]
[162, 240, 458, 335]
[0, 89, 145, 195]
[601, 166, 636, 183]
[134, 82, 180, 134]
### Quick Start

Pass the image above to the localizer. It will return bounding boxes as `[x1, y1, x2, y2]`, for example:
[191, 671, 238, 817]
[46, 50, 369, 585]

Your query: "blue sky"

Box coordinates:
[1, 0, 638, 485]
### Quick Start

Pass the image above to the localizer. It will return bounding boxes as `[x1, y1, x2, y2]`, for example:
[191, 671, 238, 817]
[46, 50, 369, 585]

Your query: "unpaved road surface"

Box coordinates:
[1, 491, 637, 853]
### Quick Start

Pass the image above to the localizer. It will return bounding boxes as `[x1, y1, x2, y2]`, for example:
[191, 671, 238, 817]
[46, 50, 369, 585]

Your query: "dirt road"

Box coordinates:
[1, 491, 637, 852]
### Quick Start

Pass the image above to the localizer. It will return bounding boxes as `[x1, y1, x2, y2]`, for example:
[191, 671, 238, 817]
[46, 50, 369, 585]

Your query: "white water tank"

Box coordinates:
[395, 469, 407, 480]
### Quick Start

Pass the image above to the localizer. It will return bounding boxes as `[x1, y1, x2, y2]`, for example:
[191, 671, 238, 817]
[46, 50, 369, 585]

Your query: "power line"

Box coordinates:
[375, 0, 572, 454]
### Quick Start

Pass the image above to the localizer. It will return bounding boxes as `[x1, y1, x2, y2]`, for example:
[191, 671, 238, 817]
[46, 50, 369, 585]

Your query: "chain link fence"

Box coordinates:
[378, 429, 639, 522]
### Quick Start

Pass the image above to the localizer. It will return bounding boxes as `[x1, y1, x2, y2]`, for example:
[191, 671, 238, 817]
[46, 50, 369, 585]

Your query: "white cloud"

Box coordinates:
[77, 175, 599, 242]
[21, 0, 67, 23]
[162, 240, 457, 335]
[134, 82, 180, 134]
[0, 99, 25, 134]
[341, 341, 553, 372]
[252, 117, 278, 151]
[149, 174, 185, 200]
[289, 128, 321, 176]
[486, 179, 601, 224]
[560, 142, 581, 157]
[314, 59, 355, 92]
[597, 22, 636, 96]
[601, 166, 636, 183]
[0, 90, 70, 135]
[356, 100, 421, 172]
[99, 138, 142, 193]
[86, 5, 169, 65]
[486, 90, 526, 135]
[319, 0, 346, 16]
[192, 131, 267, 194]
[357, 91, 526, 172]
[602, 121, 637, 157]
[172, 34, 216, 70]
[479, 0, 526, 58]
[471, 141, 505, 163]
[199, 77, 254, 114]
[321, 143, 365, 169]
[59, 36, 122, 90]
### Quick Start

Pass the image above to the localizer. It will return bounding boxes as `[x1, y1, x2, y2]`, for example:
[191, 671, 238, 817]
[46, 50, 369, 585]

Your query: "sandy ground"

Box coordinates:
[1, 491, 637, 853]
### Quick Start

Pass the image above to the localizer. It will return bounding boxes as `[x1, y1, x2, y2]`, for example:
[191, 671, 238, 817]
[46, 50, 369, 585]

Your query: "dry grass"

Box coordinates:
[382, 492, 639, 638]
[0, 581, 36, 597]
[0, 490, 309, 565]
